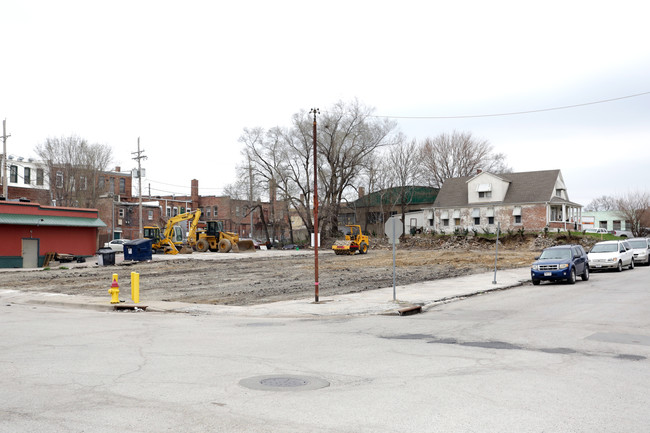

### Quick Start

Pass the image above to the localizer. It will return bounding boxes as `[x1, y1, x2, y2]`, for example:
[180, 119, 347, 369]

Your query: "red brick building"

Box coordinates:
[428, 169, 583, 233]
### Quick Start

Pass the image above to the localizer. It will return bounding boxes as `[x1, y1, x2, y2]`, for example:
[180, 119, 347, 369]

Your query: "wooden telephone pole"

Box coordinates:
[131, 137, 147, 238]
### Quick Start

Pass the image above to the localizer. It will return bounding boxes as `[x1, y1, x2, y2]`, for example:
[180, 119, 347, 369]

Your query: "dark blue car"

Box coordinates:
[531, 245, 590, 285]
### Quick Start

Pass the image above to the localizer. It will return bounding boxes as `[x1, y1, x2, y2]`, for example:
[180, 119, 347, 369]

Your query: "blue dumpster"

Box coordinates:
[124, 239, 153, 261]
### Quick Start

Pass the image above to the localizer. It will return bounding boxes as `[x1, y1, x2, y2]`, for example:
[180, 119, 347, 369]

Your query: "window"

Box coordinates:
[166, 206, 171, 217]
[478, 191, 492, 198]
[24, 167, 31, 184]
[36, 168, 44, 186]
[119, 178, 125, 193]
[236, 206, 240, 216]
[368, 212, 384, 224]
[454, 218, 461, 226]
[109, 178, 115, 193]
[513, 206, 522, 224]
[428, 218, 434, 226]
[213, 206, 218, 217]
[181, 207, 186, 214]
[206, 207, 211, 217]
[612, 220, 621, 230]
[148, 210, 154, 221]
[472, 208, 480, 225]
[173, 207, 178, 216]
[56, 171, 64, 188]
[442, 219, 449, 226]
[488, 216, 494, 225]
[599, 221, 607, 229]
[10, 165, 18, 183]
[119, 208, 125, 218]
[79, 176, 87, 190]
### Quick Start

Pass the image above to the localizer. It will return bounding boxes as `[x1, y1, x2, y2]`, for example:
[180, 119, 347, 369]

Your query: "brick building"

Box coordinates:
[153, 179, 289, 241]
[338, 186, 439, 236]
[0, 154, 51, 204]
[428, 169, 583, 233]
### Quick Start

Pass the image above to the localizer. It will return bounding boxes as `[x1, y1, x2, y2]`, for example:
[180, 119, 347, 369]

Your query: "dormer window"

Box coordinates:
[477, 183, 492, 198]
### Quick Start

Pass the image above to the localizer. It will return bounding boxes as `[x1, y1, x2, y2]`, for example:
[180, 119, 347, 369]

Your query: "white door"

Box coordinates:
[22, 238, 39, 268]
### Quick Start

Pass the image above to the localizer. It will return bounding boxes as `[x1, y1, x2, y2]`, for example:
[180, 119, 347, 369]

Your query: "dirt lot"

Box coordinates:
[1, 234, 595, 306]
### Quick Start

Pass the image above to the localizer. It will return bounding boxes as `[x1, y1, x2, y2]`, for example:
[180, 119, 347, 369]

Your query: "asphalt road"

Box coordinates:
[1, 266, 649, 432]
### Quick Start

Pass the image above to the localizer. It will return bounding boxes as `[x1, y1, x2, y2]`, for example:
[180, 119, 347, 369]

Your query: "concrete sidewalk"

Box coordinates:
[1, 267, 532, 318]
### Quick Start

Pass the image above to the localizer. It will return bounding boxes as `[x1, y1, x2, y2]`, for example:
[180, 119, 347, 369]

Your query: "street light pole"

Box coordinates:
[310, 108, 320, 303]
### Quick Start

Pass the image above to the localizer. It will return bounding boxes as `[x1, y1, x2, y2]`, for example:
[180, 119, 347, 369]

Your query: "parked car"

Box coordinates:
[587, 240, 635, 272]
[103, 239, 130, 253]
[626, 238, 650, 266]
[612, 230, 634, 238]
[584, 228, 608, 234]
[530, 244, 589, 285]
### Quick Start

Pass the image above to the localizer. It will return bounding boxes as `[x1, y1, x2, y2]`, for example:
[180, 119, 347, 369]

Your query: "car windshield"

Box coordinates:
[590, 244, 618, 253]
[628, 240, 647, 248]
[539, 249, 571, 260]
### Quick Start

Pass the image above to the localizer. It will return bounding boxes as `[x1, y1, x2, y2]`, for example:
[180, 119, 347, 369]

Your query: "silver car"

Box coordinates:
[627, 238, 650, 266]
[104, 239, 130, 253]
[587, 240, 635, 272]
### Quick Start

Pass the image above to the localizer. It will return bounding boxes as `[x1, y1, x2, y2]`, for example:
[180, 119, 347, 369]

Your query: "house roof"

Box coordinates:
[0, 213, 106, 227]
[348, 186, 439, 208]
[434, 169, 581, 207]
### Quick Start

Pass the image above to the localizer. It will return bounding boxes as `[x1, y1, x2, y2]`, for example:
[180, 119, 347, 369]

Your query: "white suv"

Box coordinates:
[588, 240, 635, 272]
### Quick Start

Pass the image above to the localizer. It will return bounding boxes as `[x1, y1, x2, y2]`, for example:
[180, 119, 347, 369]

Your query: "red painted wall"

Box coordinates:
[0, 201, 103, 257]
[0, 225, 98, 256]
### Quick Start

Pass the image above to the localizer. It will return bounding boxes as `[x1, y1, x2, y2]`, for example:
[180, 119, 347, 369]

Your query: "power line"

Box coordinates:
[372, 91, 650, 119]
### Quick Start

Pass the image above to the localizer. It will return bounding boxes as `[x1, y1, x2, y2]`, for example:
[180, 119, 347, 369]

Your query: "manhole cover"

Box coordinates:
[239, 374, 329, 392]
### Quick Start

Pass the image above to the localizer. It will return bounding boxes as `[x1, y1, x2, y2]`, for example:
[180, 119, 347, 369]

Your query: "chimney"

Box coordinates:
[115, 166, 121, 172]
[191, 179, 199, 210]
[358, 186, 365, 198]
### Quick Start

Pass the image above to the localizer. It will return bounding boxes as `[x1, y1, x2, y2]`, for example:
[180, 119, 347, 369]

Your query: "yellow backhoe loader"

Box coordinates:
[144, 210, 202, 254]
[332, 225, 369, 255]
[190, 220, 256, 253]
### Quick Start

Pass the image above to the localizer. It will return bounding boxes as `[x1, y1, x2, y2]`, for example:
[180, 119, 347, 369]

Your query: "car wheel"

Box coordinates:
[581, 266, 590, 281]
[567, 268, 576, 284]
[629, 259, 635, 270]
[617, 261, 623, 272]
[532, 279, 540, 286]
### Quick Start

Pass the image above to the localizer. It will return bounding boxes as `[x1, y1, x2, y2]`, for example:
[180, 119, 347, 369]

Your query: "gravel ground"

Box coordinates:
[1, 244, 537, 305]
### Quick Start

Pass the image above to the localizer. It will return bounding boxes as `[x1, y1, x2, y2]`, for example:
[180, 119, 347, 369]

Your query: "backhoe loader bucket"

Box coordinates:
[237, 239, 256, 252]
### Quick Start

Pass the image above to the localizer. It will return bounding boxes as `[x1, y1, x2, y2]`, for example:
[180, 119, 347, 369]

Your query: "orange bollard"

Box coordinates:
[109, 273, 120, 304]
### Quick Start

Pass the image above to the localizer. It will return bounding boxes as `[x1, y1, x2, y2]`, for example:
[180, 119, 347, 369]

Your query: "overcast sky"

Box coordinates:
[2, 0, 649, 206]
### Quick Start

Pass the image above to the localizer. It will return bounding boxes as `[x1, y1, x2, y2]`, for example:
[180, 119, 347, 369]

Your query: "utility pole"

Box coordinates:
[249, 157, 254, 238]
[1, 119, 11, 199]
[131, 137, 147, 238]
[310, 108, 320, 303]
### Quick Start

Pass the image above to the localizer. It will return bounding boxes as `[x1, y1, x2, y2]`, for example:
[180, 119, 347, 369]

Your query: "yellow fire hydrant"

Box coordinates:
[109, 273, 120, 304]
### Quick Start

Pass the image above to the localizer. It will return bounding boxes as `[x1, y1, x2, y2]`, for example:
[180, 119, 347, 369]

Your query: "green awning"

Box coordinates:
[0, 214, 107, 228]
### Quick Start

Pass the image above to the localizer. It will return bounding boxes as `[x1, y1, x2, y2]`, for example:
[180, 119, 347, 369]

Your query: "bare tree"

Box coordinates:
[35, 135, 112, 207]
[238, 100, 399, 239]
[585, 195, 617, 212]
[419, 131, 510, 188]
[317, 100, 399, 236]
[615, 191, 650, 236]
[383, 136, 422, 236]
